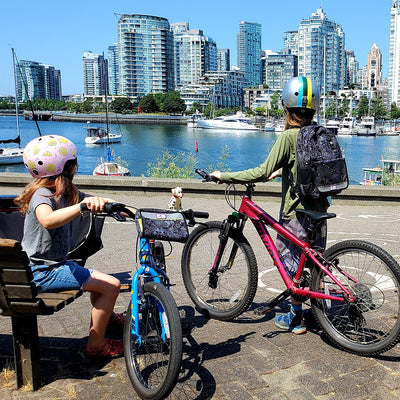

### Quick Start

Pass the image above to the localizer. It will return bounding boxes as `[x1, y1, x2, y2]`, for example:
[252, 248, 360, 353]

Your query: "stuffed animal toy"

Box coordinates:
[168, 186, 183, 210]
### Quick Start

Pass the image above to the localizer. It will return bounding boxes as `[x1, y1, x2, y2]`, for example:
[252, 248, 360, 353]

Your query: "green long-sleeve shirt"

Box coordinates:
[220, 128, 329, 220]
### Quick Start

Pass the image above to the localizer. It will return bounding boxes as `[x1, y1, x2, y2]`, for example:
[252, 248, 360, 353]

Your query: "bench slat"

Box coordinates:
[4, 283, 36, 299]
[8, 301, 55, 315]
[37, 290, 82, 305]
[0, 255, 29, 268]
[1, 269, 31, 283]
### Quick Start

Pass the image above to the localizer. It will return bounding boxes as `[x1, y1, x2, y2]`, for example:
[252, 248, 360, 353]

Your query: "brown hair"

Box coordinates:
[15, 159, 79, 215]
[284, 107, 315, 130]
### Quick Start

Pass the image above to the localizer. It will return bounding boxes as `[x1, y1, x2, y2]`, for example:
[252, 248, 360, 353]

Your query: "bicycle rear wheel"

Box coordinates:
[181, 221, 258, 321]
[124, 281, 182, 400]
[311, 240, 400, 356]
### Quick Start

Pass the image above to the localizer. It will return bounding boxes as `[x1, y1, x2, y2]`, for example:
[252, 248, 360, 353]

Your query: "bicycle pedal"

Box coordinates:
[254, 306, 272, 315]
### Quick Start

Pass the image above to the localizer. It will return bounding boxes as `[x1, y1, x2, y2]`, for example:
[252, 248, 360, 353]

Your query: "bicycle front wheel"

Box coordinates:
[311, 240, 400, 356]
[181, 221, 258, 321]
[124, 281, 183, 400]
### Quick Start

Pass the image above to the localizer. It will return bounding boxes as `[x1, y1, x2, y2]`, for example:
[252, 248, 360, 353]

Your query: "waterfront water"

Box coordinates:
[1, 115, 399, 184]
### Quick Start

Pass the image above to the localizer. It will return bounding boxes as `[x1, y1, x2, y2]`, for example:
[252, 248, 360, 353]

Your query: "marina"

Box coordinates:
[0, 115, 400, 184]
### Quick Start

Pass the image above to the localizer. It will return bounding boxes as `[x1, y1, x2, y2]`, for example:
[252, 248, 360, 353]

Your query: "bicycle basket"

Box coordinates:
[135, 208, 189, 243]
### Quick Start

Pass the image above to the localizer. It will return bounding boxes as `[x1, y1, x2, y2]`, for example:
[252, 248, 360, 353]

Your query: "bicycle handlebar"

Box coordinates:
[81, 202, 209, 225]
[195, 169, 219, 183]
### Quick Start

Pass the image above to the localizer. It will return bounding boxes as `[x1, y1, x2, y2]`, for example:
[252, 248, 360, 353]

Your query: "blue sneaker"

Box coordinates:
[274, 308, 306, 335]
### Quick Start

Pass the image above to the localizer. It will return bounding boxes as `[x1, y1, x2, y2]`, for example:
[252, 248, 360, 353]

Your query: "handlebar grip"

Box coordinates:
[192, 211, 209, 219]
[103, 202, 126, 214]
[195, 168, 219, 183]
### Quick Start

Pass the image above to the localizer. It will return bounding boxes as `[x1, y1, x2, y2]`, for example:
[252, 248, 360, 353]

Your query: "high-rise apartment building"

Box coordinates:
[117, 14, 174, 97]
[389, 0, 400, 105]
[262, 51, 298, 90]
[367, 43, 382, 89]
[345, 50, 359, 87]
[217, 49, 230, 71]
[297, 8, 346, 93]
[82, 51, 108, 96]
[237, 21, 262, 87]
[172, 23, 217, 89]
[282, 31, 299, 56]
[15, 60, 62, 101]
[107, 44, 119, 95]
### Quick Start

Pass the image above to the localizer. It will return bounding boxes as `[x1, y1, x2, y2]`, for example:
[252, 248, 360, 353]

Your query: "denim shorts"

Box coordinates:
[31, 261, 93, 292]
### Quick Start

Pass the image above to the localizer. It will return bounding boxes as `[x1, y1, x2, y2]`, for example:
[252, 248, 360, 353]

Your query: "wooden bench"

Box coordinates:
[0, 238, 83, 390]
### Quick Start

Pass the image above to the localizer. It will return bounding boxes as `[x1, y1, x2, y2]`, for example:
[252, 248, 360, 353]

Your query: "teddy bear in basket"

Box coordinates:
[168, 186, 183, 211]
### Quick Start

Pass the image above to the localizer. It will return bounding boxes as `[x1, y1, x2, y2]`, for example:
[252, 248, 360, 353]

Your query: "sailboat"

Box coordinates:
[0, 49, 25, 165]
[92, 67, 130, 176]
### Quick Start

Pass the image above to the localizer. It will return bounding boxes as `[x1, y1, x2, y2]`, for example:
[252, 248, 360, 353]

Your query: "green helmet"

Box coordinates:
[282, 76, 320, 112]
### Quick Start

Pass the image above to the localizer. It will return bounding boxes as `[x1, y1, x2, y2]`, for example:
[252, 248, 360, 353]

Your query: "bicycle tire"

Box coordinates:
[181, 221, 258, 321]
[124, 281, 183, 400]
[310, 240, 400, 356]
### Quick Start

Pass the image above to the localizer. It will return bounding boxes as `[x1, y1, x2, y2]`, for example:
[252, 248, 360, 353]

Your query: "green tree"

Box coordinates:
[80, 98, 93, 113]
[162, 92, 186, 114]
[355, 95, 370, 118]
[0, 99, 12, 109]
[139, 94, 158, 113]
[325, 99, 337, 118]
[338, 94, 350, 117]
[204, 102, 213, 118]
[254, 107, 266, 116]
[188, 101, 202, 115]
[153, 93, 165, 112]
[390, 102, 400, 120]
[110, 97, 134, 114]
[270, 92, 284, 117]
[371, 97, 387, 120]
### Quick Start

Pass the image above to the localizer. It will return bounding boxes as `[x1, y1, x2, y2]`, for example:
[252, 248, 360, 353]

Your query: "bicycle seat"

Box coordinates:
[295, 209, 336, 222]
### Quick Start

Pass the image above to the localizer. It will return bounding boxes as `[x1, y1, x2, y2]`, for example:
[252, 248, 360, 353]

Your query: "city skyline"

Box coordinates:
[0, 0, 392, 96]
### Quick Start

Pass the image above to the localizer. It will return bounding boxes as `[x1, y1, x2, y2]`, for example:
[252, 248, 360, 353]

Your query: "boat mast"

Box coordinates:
[11, 48, 21, 145]
[12, 48, 42, 136]
[103, 54, 112, 162]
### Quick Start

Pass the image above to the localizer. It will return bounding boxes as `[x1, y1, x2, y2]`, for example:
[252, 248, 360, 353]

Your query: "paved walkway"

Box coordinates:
[1, 187, 400, 400]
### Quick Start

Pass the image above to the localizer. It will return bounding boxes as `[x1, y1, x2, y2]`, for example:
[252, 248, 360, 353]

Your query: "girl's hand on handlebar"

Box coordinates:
[81, 196, 115, 214]
[210, 171, 223, 183]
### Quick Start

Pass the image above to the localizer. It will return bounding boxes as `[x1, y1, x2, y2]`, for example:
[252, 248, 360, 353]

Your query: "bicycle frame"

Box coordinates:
[129, 238, 169, 345]
[223, 193, 356, 304]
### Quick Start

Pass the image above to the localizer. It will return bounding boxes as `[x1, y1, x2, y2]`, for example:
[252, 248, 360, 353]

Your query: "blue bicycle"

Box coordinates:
[102, 203, 208, 400]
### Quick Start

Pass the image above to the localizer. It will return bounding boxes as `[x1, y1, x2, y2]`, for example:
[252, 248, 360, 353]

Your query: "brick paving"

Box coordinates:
[1, 186, 400, 399]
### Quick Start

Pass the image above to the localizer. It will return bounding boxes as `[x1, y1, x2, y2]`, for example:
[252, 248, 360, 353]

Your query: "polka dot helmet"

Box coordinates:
[23, 135, 77, 178]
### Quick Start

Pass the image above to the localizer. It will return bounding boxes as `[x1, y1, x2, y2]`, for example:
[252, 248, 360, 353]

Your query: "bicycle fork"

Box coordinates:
[129, 239, 169, 345]
[208, 213, 243, 289]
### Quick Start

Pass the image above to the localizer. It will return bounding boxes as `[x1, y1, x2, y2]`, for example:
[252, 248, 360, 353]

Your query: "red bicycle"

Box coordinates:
[181, 169, 400, 356]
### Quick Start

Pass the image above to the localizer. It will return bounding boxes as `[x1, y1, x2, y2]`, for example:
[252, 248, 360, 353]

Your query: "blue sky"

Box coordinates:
[0, 0, 392, 96]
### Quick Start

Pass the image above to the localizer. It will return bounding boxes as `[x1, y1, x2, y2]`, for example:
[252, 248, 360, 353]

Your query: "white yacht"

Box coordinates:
[0, 147, 24, 165]
[85, 126, 122, 144]
[187, 112, 205, 128]
[325, 119, 340, 135]
[356, 117, 376, 136]
[337, 117, 357, 135]
[196, 112, 259, 131]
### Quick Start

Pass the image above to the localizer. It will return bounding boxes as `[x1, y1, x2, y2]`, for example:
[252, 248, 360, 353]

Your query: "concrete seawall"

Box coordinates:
[22, 111, 189, 125]
[0, 172, 399, 204]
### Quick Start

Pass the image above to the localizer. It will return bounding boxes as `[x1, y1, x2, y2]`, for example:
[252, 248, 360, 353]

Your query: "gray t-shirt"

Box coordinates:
[22, 187, 84, 265]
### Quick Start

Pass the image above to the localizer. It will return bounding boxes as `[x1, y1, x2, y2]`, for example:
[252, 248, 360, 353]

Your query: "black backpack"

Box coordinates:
[291, 125, 349, 199]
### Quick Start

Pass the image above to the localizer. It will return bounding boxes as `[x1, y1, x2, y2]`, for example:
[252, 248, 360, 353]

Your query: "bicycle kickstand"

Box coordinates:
[254, 289, 291, 315]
